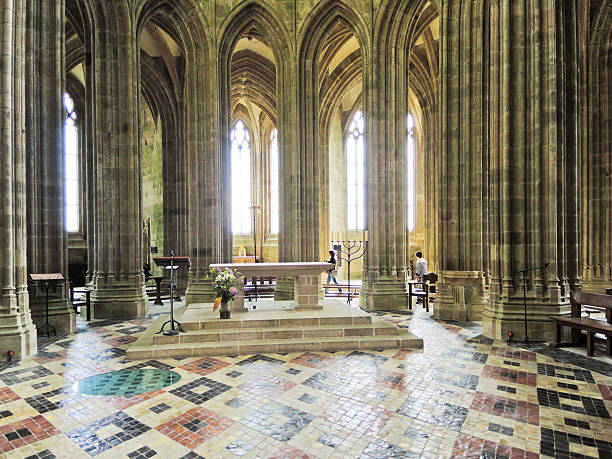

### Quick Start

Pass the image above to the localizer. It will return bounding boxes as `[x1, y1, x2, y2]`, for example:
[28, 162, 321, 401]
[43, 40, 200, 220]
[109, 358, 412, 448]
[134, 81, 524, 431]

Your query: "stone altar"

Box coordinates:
[209, 262, 334, 312]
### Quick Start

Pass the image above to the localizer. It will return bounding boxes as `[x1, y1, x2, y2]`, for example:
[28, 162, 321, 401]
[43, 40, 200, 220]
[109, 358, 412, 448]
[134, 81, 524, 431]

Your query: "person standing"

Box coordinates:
[415, 251, 428, 281]
[325, 250, 342, 293]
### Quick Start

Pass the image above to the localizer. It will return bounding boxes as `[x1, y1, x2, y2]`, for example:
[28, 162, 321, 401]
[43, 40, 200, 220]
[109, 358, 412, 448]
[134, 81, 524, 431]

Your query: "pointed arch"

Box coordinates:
[218, 1, 293, 257]
[297, 0, 371, 262]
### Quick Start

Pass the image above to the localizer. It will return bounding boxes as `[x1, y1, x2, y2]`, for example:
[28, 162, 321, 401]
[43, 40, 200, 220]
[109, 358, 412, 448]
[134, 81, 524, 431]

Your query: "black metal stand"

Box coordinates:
[157, 251, 184, 336]
[515, 262, 549, 344]
[29, 274, 64, 338]
[39, 282, 56, 338]
[331, 240, 368, 306]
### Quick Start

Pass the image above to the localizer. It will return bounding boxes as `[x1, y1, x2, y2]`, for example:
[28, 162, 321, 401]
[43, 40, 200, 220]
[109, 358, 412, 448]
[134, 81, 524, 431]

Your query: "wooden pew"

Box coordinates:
[322, 283, 360, 298]
[244, 277, 276, 299]
[551, 291, 612, 357]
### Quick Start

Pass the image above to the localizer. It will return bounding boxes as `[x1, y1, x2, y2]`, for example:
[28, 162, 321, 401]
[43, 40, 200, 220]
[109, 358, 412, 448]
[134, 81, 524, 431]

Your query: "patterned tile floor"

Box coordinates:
[1, 304, 611, 458]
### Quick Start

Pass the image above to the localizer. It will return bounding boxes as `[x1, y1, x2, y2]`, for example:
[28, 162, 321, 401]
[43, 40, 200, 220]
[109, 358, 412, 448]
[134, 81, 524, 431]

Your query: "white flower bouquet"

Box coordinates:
[210, 267, 243, 311]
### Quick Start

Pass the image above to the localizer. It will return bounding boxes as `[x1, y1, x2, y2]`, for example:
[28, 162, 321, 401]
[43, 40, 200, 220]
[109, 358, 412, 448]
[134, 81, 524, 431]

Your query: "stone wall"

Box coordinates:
[142, 105, 164, 276]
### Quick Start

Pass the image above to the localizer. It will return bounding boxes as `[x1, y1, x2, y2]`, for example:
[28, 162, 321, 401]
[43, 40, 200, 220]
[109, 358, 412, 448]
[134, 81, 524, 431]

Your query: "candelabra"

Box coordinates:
[330, 240, 368, 305]
[249, 204, 261, 302]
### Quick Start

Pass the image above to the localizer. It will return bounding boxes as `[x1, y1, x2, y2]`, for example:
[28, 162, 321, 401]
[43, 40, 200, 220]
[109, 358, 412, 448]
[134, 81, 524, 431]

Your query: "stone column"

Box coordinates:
[183, 30, 223, 304]
[275, 44, 299, 302]
[360, 12, 409, 311]
[0, 0, 37, 359]
[580, 2, 611, 293]
[25, 0, 75, 333]
[422, 106, 440, 274]
[435, 0, 489, 321]
[84, 2, 147, 318]
[483, 0, 580, 341]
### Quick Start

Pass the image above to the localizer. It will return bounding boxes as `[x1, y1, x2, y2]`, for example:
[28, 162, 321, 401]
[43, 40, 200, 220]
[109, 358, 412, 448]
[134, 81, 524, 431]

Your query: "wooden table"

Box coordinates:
[210, 262, 334, 312]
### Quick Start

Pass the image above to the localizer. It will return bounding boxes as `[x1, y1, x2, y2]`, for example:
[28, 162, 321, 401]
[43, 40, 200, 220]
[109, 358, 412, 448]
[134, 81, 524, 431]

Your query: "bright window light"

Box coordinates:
[346, 110, 365, 230]
[64, 93, 79, 233]
[231, 120, 252, 234]
[270, 129, 279, 234]
[407, 114, 415, 231]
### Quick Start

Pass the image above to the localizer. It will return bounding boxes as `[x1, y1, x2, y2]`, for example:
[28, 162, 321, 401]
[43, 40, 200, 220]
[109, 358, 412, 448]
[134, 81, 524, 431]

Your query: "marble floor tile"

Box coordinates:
[0, 305, 611, 457]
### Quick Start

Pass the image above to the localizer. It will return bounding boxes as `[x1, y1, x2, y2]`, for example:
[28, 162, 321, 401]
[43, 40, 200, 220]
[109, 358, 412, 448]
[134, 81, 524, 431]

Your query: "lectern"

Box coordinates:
[29, 273, 64, 337]
[153, 252, 190, 336]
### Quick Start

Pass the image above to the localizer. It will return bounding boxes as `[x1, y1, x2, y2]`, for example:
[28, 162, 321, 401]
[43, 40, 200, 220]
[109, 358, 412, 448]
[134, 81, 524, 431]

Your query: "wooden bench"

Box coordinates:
[322, 284, 360, 298]
[244, 277, 276, 299]
[551, 291, 612, 357]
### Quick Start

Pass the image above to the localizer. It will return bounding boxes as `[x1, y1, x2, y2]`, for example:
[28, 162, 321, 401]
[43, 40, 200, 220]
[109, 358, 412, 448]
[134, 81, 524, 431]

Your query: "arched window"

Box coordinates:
[407, 114, 416, 231]
[231, 120, 252, 234]
[64, 93, 79, 233]
[269, 129, 279, 234]
[346, 110, 365, 230]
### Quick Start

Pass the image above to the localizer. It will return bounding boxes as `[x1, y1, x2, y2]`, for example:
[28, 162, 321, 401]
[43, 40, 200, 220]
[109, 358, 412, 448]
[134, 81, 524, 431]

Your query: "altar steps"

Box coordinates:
[153, 323, 399, 345]
[126, 302, 423, 359]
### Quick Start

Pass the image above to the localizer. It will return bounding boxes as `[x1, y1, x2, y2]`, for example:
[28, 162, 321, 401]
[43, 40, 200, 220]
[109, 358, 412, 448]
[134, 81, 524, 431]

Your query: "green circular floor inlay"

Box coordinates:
[74, 369, 181, 396]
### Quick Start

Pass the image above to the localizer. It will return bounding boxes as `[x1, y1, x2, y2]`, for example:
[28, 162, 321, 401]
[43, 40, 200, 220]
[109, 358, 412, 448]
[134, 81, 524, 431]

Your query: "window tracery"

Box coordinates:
[346, 110, 365, 230]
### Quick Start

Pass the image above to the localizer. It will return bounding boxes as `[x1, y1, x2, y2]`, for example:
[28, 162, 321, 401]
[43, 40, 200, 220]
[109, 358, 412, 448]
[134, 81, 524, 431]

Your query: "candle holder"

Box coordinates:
[330, 240, 368, 305]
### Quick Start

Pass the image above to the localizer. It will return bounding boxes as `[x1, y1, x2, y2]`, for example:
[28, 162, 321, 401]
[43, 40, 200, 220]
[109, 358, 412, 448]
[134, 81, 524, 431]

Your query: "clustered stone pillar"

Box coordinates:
[83, 2, 147, 318]
[435, 0, 488, 321]
[579, 1, 612, 293]
[25, 0, 75, 333]
[361, 11, 409, 311]
[483, 1, 580, 341]
[184, 33, 225, 304]
[422, 104, 440, 275]
[0, 0, 37, 359]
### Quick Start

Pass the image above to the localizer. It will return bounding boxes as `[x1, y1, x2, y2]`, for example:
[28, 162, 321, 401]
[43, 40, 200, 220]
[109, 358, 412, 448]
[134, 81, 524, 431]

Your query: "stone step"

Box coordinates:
[181, 314, 372, 331]
[127, 329, 422, 359]
[152, 322, 398, 345]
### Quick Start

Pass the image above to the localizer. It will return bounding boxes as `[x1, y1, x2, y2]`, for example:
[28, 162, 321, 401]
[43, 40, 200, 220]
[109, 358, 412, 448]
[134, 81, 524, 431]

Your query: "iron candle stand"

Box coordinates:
[331, 240, 368, 305]
[154, 251, 190, 336]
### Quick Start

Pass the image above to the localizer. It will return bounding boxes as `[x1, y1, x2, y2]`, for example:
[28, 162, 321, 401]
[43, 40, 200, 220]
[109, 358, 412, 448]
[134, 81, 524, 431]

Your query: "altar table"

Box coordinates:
[209, 262, 334, 312]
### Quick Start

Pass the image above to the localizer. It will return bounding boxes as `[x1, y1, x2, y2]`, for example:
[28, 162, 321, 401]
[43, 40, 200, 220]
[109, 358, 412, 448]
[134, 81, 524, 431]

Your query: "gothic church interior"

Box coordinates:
[0, 0, 611, 457]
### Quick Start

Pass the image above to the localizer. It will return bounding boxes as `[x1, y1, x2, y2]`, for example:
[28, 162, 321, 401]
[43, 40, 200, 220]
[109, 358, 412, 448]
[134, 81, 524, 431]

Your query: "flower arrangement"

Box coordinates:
[210, 267, 243, 312]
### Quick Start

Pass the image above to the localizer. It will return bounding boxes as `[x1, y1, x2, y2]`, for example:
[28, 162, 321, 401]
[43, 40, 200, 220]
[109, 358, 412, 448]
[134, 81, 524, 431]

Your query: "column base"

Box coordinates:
[185, 276, 216, 305]
[29, 298, 76, 334]
[360, 272, 409, 311]
[482, 296, 570, 342]
[274, 277, 294, 301]
[0, 313, 37, 360]
[433, 271, 485, 322]
[91, 284, 148, 319]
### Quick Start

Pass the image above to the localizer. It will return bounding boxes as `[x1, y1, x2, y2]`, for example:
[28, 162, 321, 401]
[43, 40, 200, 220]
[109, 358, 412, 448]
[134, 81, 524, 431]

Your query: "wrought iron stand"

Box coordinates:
[330, 240, 368, 306]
